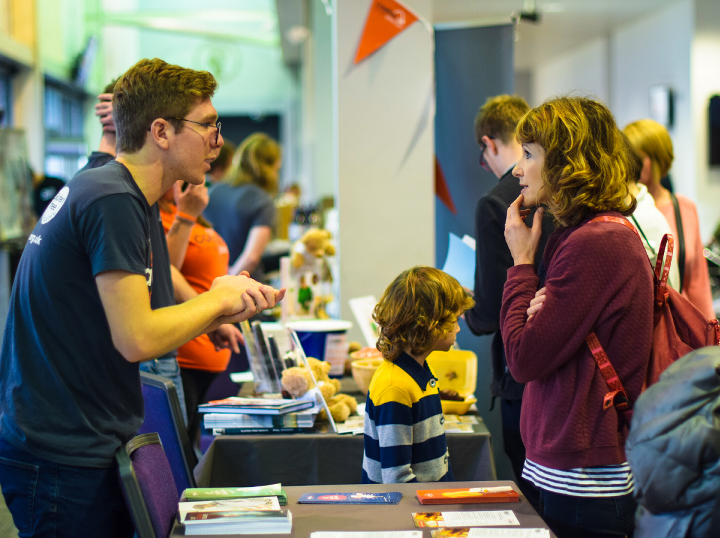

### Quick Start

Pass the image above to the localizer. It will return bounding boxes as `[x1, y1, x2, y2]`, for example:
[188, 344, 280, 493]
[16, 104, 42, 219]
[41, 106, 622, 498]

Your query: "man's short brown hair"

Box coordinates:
[113, 58, 218, 154]
[474, 95, 530, 145]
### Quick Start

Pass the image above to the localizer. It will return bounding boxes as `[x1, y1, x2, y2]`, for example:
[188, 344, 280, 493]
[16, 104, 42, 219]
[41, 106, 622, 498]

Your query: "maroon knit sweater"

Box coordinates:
[500, 212, 653, 470]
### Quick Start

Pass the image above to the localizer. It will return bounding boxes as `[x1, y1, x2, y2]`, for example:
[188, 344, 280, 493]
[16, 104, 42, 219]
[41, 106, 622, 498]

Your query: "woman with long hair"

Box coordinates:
[204, 132, 281, 281]
[501, 96, 654, 538]
[624, 118, 714, 318]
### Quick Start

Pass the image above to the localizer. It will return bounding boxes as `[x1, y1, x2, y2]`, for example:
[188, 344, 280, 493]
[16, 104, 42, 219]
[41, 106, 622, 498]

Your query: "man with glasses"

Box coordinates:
[74, 83, 237, 425]
[0, 58, 284, 537]
[465, 95, 553, 511]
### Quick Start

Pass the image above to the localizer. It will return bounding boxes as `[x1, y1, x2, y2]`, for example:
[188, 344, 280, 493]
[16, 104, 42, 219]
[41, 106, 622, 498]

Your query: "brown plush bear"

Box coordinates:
[280, 357, 356, 423]
[291, 229, 336, 269]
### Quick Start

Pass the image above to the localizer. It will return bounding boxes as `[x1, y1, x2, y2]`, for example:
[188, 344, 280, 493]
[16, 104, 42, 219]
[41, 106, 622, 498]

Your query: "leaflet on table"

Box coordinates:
[298, 492, 402, 504]
[417, 487, 519, 505]
[444, 415, 479, 424]
[182, 484, 287, 505]
[310, 531, 422, 538]
[441, 232, 476, 291]
[412, 511, 520, 528]
[212, 427, 315, 435]
[430, 529, 550, 538]
[178, 496, 281, 521]
[443, 423, 474, 434]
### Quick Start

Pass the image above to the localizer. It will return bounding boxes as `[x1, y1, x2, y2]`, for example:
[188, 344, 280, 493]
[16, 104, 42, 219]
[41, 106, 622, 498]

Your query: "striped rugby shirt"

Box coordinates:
[523, 458, 634, 497]
[361, 353, 452, 484]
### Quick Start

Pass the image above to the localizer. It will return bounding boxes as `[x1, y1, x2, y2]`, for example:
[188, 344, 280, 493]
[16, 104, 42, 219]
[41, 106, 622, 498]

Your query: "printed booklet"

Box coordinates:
[182, 509, 292, 536]
[182, 483, 287, 505]
[298, 492, 402, 504]
[178, 496, 281, 522]
[417, 487, 519, 505]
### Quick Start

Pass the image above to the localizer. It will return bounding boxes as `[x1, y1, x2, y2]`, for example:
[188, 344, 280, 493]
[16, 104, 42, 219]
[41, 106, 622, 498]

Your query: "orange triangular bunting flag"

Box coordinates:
[354, 0, 419, 64]
[435, 156, 457, 215]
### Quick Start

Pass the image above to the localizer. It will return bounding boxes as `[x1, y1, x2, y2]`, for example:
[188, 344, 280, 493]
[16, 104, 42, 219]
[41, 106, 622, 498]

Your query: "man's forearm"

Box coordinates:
[96, 272, 269, 363]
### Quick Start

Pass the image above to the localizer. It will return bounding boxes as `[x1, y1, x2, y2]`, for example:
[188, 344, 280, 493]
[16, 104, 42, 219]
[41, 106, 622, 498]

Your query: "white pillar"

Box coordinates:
[333, 0, 435, 341]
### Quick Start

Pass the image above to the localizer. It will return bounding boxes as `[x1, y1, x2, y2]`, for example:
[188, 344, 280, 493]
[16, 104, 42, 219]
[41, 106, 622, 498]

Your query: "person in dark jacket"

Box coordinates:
[626, 346, 720, 538]
[465, 95, 554, 509]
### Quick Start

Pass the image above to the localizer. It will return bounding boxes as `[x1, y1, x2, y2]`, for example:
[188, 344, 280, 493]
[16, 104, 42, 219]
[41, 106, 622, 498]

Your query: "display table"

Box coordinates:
[171, 480, 555, 537]
[194, 421, 495, 487]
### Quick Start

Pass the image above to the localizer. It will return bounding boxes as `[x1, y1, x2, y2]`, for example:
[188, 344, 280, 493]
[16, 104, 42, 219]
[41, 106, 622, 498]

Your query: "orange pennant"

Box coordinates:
[435, 156, 457, 215]
[354, 0, 419, 64]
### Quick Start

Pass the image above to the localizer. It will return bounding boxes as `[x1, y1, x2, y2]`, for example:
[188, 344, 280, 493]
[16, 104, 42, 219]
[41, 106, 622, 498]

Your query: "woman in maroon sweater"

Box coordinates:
[500, 97, 654, 538]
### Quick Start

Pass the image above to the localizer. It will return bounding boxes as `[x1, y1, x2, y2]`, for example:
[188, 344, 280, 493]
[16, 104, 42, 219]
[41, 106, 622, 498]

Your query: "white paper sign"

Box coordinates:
[349, 295, 380, 348]
[441, 232, 476, 290]
[467, 529, 550, 538]
[311, 533, 422, 538]
[441, 511, 519, 527]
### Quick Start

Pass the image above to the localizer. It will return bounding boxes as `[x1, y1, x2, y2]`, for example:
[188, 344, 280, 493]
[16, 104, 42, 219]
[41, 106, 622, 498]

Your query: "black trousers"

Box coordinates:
[180, 367, 221, 444]
[501, 397, 540, 510]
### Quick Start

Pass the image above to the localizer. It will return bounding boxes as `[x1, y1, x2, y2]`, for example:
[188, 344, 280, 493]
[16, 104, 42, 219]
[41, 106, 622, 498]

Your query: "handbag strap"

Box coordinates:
[670, 193, 685, 293]
[589, 215, 673, 305]
[586, 332, 633, 423]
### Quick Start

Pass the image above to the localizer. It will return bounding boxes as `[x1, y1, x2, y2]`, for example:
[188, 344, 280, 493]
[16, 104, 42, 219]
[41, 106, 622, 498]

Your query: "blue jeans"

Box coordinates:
[0, 435, 134, 538]
[539, 488, 636, 538]
[139, 356, 187, 425]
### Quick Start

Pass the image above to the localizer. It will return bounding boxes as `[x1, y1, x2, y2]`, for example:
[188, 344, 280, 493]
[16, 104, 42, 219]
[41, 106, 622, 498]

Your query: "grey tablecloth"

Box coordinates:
[171, 480, 555, 538]
[194, 422, 496, 487]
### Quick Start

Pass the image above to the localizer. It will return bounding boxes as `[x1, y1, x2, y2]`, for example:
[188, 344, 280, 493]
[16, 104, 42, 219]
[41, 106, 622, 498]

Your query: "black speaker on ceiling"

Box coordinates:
[710, 95, 720, 166]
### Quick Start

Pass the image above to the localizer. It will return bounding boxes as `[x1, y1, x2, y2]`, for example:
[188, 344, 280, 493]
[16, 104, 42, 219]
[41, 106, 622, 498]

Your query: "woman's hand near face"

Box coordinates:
[505, 194, 544, 266]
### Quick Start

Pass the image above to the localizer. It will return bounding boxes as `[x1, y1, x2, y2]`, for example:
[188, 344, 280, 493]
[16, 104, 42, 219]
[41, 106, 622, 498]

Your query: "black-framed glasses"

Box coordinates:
[479, 136, 495, 172]
[170, 117, 222, 145]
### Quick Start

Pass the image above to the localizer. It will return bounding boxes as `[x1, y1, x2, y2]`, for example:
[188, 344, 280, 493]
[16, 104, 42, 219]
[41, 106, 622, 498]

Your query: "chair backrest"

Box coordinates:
[117, 433, 178, 538]
[139, 371, 197, 497]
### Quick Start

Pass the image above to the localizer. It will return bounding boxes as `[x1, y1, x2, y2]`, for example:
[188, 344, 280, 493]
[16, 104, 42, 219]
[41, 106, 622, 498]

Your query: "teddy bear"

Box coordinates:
[291, 229, 336, 269]
[280, 356, 357, 423]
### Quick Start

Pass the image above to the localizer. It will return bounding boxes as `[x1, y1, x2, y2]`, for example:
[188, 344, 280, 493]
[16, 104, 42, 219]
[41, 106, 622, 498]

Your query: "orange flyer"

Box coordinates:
[416, 486, 520, 505]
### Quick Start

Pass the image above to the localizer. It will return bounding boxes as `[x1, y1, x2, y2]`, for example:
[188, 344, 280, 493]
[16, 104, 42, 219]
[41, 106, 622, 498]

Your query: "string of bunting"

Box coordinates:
[354, 0, 432, 65]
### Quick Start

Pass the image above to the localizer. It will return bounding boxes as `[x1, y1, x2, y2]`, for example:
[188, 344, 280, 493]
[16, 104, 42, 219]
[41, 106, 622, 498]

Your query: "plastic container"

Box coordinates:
[440, 396, 478, 416]
[286, 320, 353, 378]
[426, 349, 478, 396]
[351, 357, 384, 395]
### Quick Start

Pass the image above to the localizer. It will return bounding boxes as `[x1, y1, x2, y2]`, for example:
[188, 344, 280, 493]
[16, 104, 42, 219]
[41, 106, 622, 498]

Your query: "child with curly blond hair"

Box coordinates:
[361, 266, 474, 484]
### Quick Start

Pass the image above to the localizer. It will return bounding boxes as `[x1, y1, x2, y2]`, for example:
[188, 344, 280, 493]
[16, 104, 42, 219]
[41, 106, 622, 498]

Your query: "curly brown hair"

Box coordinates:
[516, 96, 636, 228]
[113, 58, 218, 154]
[373, 266, 474, 361]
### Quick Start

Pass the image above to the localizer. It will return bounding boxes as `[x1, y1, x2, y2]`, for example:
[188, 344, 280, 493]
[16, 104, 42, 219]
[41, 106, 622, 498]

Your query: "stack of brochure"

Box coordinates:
[178, 496, 291, 535]
[198, 397, 314, 416]
[203, 408, 316, 435]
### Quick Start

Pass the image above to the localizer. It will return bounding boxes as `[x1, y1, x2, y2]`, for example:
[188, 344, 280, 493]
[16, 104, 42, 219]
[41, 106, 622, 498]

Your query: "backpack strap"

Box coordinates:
[670, 193, 685, 293]
[586, 332, 633, 424]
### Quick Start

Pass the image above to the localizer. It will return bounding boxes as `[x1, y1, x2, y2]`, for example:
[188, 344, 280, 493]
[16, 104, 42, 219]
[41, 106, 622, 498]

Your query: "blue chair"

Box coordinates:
[139, 372, 197, 497]
[117, 432, 178, 538]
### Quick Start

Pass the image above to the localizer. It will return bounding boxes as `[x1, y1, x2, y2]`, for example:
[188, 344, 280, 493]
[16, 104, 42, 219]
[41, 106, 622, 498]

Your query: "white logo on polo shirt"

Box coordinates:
[41, 186, 69, 224]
